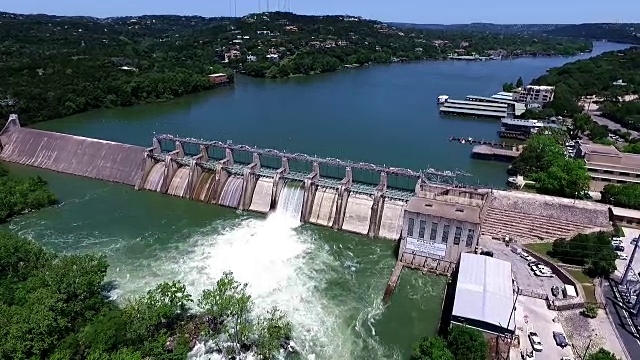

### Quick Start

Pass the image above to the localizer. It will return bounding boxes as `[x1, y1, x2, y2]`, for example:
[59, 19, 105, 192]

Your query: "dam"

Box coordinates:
[0, 114, 441, 240]
[0, 114, 613, 243]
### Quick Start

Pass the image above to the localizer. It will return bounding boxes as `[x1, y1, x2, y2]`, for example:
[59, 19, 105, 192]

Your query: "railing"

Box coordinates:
[154, 134, 467, 181]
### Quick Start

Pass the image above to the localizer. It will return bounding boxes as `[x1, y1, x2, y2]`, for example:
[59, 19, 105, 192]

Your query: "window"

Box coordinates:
[407, 218, 415, 237]
[430, 222, 438, 240]
[418, 220, 426, 239]
[454, 227, 462, 245]
[466, 229, 476, 247]
[442, 224, 450, 243]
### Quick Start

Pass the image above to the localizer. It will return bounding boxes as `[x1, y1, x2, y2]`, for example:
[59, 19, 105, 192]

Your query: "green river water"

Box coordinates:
[2, 42, 630, 359]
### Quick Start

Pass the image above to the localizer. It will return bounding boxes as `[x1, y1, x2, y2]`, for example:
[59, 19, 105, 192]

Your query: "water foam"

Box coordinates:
[134, 210, 356, 359]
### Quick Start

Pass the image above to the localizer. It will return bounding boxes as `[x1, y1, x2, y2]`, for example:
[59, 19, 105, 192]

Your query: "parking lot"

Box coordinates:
[614, 227, 640, 280]
[514, 296, 574, 359]
[482, 238, 566, 298]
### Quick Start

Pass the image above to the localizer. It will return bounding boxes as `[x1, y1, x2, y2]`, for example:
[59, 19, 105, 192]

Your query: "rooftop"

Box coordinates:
[452, 253, 516, 333]
[405, 197, 481, 223]
[445, 99, 508, 108]
[466, 95, 520, 105]
[580, 143, 622, 157]
[611, 206, 640, 219]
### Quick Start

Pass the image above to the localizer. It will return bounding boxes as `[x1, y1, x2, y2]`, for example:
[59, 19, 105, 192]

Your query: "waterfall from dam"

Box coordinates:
[275, 181, 305, 221]
[143, 162, 166, 192]
[166, 167, 190, 197]
[219, 176, 244, 208]
[193, 171, 216, 202]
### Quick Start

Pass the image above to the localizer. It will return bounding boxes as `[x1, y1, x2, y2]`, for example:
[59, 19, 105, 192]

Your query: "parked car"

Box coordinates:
[553, 331, 569, 348]
[528, 332, 543, 352]
[619, 253, 629, 260]
[632, 238, 637, 245]
[614, 245, 625, 252]
[612, 240, 623, 247]
[551, 286, 560, 297]
[534, 270, 554, 278]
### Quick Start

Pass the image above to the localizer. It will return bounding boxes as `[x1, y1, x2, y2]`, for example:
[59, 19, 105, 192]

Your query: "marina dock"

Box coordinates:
[448, 136, 512, 148]
[448, 136, 522, 162]
[471, 145, 522, 162]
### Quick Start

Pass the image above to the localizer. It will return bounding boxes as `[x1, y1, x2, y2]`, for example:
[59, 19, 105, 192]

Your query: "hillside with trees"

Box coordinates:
[545, 23, 640, 45]
[0, 11, 591, 125]
[525, 47, 640, 127]
[0, 231, 294, 359]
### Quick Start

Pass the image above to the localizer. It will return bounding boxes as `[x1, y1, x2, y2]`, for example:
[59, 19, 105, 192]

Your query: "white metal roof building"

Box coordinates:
[451, 253, 516, 335]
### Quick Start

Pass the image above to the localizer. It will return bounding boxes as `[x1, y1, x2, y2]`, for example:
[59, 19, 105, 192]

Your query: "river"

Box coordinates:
[3, 41, 631, 359]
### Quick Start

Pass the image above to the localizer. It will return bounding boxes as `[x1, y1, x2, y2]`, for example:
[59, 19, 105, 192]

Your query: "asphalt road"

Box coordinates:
[603, 280, 640, 360]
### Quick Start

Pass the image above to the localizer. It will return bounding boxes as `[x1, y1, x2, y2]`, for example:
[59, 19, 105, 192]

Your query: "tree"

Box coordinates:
[515, 76, 524, 88]
[446, 325, 488, 360]
[503, 82, 515, 92]
[601, 183, 640, 209]
[411, 336, 454, 360]
[623, 142, 640, 154]
[199, 271, 254, 355]
[587, 348, 619, 360]
[255, 307, 293, 359]
[534, 158, 591, 198]
[571, 113, 593, 137]
[550, 231, 617, 277]
[511, 134, 566, 176]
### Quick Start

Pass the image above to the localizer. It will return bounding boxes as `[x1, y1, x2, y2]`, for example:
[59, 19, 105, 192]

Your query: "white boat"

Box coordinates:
[437, 95, 449, 104]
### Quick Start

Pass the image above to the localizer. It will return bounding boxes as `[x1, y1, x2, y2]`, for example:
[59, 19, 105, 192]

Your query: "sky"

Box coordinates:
[1, 0, 639, 24]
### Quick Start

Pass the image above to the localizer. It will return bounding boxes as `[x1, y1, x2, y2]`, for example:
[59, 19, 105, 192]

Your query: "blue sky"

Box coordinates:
[2, 0, 638, 24]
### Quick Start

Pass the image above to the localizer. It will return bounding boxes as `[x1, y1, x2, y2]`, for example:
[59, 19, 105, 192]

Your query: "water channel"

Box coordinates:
[3, 41, 631, 359]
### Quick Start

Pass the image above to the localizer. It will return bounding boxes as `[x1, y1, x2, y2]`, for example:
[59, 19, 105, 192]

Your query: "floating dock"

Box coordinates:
[471, 145, 521, 162]
[449, 136, 512, 148]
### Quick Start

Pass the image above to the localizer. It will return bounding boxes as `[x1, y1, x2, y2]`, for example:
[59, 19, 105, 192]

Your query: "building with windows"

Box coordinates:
[514, 85, 555, 105]
[398, 187, 487, 271]
[575, 142, 640, 191]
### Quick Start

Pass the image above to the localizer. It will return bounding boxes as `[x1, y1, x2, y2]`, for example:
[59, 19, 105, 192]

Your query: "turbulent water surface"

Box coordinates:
[5, 165, 446, 359]
[4, 41, 632, 359]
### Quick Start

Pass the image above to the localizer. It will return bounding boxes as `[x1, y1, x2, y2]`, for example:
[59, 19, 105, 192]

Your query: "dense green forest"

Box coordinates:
[0, 11, 591, 125]
[545, 23, 640, 45]
[0, 164, 56, 221]
[525, 46, 640, 130]
[0, 231, 294, 359]
[394, 22, 640, 45]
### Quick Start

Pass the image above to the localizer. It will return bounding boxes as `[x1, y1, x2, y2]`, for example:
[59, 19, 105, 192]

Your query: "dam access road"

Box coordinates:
[1, 41, 633, 360]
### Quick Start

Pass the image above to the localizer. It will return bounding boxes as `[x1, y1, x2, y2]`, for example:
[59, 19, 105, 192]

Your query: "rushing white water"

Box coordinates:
[124, 211, 359, 359]
[276, 182, 305, 220]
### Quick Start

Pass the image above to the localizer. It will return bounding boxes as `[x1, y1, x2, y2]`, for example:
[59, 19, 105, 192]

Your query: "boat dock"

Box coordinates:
[449, 136, 522, 162]
[472, 145, 522, 162]
[449, 136, 513, 148]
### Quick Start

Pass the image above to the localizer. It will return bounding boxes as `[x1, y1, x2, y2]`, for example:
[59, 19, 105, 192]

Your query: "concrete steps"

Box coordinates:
[481, 207, 594, 242]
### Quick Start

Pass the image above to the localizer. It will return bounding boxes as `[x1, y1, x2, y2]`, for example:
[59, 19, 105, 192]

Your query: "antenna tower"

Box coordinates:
[266, 0, 270, 12]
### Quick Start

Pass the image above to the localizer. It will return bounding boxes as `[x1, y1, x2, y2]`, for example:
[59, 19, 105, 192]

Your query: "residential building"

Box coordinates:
[575, 143, 640, 191]
[514, 85, 555, 104]
[266, 53, 279, 61]
[224, 50, 241, 62]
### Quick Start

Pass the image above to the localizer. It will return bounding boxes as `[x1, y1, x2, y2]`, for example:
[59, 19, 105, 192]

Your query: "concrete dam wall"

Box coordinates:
[0, 115, 145, 185]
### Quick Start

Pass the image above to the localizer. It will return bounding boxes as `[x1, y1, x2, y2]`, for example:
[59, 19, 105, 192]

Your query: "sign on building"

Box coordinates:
[406, 237, 447, 258]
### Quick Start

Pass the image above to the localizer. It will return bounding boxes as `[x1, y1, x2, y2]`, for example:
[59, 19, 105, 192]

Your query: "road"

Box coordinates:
[602, 281, 640, 360]
[588, 110, 639, 138]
